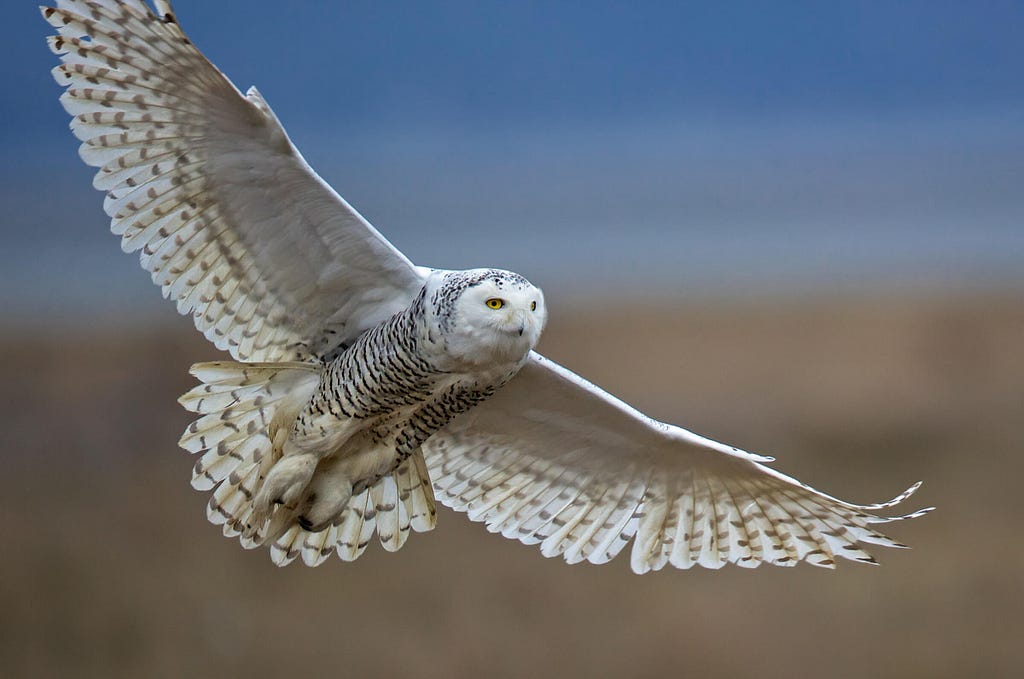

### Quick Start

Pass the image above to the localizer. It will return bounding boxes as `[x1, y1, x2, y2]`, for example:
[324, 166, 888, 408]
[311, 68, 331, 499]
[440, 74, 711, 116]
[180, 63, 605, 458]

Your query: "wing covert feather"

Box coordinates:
[45, 0, 425, 361]
[425, 353, 932, 573]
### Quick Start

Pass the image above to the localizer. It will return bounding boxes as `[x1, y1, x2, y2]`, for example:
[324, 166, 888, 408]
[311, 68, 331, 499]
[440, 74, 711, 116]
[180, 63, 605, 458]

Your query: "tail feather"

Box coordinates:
[406, 452, 439, 533]
[300, 525, 338, 567]
[371, 475, 404, 553]
[334, 489, 374, 561]
[270, 525, 303, 567]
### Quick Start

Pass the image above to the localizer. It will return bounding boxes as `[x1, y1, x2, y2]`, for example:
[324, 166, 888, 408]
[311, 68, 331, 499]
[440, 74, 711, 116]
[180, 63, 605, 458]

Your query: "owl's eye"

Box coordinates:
[530, 301, 537, 311]
[485, 298, 504, 310]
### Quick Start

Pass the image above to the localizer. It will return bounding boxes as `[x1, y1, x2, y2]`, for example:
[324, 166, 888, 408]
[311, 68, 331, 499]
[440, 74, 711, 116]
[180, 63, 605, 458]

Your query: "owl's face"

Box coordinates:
[429, 268, 547, 368]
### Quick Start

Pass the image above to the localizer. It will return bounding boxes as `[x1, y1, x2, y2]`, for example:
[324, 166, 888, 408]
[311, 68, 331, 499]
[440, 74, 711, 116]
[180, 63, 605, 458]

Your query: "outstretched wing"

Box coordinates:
[44, 0, 425, 361]
[425, 353, 932, 573]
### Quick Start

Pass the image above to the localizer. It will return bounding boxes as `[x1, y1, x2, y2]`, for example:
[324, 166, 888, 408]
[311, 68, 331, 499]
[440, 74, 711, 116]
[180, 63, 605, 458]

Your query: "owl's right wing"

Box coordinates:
[425, 353, 932, 573]
[44, 1, 426, 362]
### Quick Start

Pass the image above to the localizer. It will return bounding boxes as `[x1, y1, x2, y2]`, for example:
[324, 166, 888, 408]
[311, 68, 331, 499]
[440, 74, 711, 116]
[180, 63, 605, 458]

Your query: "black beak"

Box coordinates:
[517, 324, 525, 336]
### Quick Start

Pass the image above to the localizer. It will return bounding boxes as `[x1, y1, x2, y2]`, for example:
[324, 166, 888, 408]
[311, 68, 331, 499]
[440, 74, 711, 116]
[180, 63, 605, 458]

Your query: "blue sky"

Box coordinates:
[3, 1, 1023, 319]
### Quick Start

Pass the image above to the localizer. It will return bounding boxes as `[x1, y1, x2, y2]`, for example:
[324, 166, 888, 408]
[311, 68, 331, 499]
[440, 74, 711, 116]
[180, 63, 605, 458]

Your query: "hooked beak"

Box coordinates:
[506, 309, 527, 337]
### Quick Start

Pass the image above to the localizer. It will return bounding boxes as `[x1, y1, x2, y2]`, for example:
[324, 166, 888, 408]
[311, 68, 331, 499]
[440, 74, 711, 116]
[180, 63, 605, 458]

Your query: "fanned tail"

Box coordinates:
[180, 361, 436, 566]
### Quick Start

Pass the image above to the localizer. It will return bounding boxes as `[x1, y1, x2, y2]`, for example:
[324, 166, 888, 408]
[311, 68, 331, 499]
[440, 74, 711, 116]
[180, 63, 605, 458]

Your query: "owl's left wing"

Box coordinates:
[424, 353, 932, 573]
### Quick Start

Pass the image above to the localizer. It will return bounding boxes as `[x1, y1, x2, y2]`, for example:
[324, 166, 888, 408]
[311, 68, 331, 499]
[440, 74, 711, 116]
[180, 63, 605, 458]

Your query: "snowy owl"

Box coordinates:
[44, 0, 931, 572]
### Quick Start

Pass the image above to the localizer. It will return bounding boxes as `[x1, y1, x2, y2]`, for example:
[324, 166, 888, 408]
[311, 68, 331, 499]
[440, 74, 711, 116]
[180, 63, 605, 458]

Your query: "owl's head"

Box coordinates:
[426, 268, 547, 368]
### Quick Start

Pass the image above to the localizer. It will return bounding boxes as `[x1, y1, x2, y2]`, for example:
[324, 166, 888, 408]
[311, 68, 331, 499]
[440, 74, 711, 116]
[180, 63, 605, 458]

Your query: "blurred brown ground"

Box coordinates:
[1, 291, 1020, 678]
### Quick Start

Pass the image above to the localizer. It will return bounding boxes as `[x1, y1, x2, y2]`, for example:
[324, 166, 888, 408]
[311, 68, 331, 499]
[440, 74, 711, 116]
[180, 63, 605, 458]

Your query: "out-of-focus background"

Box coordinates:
[2, 1, 1022, 677]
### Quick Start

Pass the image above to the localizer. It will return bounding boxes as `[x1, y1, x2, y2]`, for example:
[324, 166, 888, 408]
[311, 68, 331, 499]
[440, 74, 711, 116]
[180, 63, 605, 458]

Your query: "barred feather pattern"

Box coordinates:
[288, 279, 517, 480]
[44, 0, 424, 363]
[179, 361, 438, 566]
[425, 431, 931, 573]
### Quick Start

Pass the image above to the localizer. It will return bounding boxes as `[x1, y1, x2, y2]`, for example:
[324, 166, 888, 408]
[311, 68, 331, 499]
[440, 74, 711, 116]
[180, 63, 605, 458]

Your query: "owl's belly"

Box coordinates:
[262, 320, 529, 534]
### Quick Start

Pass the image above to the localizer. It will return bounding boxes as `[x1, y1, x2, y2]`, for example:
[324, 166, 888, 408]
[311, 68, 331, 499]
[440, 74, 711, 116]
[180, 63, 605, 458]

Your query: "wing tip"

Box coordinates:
[855, 480, 934, 521]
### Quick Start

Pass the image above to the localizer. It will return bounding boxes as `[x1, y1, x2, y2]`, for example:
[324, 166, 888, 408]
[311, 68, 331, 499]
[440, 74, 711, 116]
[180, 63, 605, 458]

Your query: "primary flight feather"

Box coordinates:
[44, 0, 931, 572]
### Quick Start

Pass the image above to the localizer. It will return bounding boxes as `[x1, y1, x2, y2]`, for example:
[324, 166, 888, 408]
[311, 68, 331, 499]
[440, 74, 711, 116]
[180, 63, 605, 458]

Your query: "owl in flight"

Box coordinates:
[44, 0, 931, 572]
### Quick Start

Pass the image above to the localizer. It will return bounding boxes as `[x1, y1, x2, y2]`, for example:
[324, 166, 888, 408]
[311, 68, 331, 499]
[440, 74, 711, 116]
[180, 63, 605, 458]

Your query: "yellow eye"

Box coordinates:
[530, 301, 537, 311]
[486, 298, 504, 310]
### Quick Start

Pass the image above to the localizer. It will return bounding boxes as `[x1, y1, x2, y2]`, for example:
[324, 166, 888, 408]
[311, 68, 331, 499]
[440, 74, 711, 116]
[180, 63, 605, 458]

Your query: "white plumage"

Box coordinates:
[44, 0, 931, 573]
